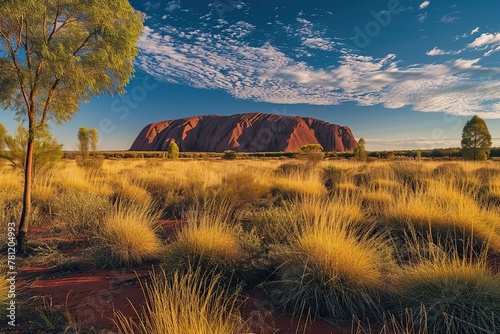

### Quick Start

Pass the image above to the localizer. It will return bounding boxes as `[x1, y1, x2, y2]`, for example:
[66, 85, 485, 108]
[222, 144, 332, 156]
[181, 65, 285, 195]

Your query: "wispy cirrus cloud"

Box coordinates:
[440, 12, 460, 24]
[165, 0, 181, 12]
[137, 22, 500, 118]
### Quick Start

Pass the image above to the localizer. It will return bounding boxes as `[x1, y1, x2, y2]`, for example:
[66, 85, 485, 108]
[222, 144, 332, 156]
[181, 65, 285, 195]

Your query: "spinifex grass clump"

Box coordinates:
[53, 188, 112, 237]
[163, 201, 245, 287]
[114, 268, 250, 334]
[93, 202, 163, 267]
[272, 166, 327, 199]
[384, 180, 500, 253]
[391, 247, 500, 334]
[268, 198, 394, 326]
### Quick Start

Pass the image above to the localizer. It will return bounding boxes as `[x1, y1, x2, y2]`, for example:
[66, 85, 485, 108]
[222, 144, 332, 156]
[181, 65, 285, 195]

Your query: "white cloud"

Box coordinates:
[468, 32, 500, 48]
[419, 1, 430, 10]
[426, 47, 446, 56]
[138, 25, 500, 119]
[468, 32, 500, 56]
[471, 27, 480, 35]
[295, 16, 337, 52]
[303, 37, 335, 51]
[426, 47, 463, 56]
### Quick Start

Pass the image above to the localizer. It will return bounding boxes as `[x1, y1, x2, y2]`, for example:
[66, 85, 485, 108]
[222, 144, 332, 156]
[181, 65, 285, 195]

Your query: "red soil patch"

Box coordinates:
[20, 266, 150, 330]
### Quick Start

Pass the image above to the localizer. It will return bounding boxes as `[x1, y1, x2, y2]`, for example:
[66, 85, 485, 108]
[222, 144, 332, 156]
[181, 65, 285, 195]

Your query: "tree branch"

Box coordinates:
[38, 78, 61, 129]
[4, 34, 30, 111]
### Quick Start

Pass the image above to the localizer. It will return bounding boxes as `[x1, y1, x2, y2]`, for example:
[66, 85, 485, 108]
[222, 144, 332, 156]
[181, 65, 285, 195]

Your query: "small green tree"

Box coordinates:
[0, 125, 62, 176]
[461, 115, 492, 161]
[222, 150, 237, 160]
[89, 128, 99, 157]
[77, 127, 90, 160]
[354, 137, 367, 162]
[167, 141, 180, 160]
[415, 149, 422, 161]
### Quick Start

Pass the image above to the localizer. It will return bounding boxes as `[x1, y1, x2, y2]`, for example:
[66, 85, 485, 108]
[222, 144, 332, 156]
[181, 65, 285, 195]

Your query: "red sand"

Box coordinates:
[20, 266, 150, 329]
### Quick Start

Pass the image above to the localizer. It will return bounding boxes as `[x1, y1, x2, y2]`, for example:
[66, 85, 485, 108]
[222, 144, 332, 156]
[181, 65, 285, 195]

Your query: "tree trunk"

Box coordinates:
[17, 132, 34, 255]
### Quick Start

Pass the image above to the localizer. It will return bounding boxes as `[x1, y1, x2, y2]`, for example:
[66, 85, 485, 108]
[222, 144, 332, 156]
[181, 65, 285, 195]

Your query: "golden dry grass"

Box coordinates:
[94, 203, 163, 267]
[4, 157, 499, 333]
[114, 268, 250, 334]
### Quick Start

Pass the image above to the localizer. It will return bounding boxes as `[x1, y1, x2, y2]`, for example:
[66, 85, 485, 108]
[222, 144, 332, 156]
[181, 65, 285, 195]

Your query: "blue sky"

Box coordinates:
[1, 0, 500, 151]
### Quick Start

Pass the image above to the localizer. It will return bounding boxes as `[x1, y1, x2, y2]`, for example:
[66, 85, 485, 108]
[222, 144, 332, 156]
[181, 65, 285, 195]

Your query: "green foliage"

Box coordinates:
[461, 115, 492, 161]
[354, 137, 368, 162]
[77, 127, 90, 159]
[77, 127, 103, 172]
[89, 128, 98, 156]
[222, 150, 237, 160]
[0, 125, 62, 176]
[167, 141, 180, 159]
[0, 1, 144, 122]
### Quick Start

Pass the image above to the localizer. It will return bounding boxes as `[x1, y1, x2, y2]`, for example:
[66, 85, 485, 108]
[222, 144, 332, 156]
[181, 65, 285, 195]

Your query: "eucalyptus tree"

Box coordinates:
[0, 0, 143, 253]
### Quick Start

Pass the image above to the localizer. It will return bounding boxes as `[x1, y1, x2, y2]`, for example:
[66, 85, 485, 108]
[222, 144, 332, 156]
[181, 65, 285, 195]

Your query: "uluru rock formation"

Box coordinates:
[130, 112, 357, 152]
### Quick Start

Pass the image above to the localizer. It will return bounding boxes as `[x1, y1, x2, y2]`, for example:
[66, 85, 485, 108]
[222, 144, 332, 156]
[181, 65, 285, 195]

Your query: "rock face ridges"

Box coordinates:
[129, 112, 357, 152]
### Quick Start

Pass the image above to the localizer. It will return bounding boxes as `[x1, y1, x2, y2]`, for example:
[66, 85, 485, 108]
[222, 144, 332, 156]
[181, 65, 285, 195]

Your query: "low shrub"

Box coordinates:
[222, 150, 237, 160]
